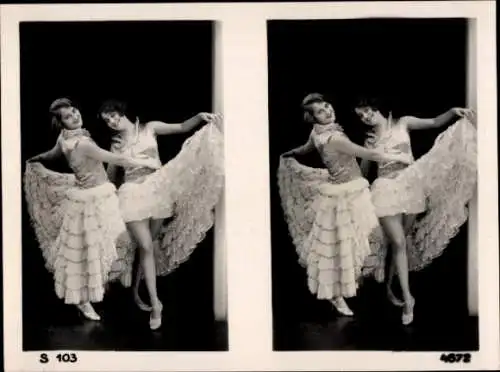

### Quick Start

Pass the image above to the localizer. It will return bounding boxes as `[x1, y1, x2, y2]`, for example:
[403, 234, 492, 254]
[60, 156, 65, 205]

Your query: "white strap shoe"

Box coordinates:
[331, 297, 354, 317]
[76, 303, 101, 321]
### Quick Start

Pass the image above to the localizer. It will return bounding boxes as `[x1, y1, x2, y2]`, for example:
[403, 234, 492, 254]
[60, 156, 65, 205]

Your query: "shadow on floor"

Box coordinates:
[23, 283, 228, 352]
[273, 280, 479, 351]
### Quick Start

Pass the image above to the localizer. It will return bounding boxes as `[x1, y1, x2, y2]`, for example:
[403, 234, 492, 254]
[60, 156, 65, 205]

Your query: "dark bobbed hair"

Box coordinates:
[354, 96, 390, 118]
[97, 99, 139, 124]
[98, 99, 142, 148]
[49, 97, 74, 131]
[301, 92, 328, 124]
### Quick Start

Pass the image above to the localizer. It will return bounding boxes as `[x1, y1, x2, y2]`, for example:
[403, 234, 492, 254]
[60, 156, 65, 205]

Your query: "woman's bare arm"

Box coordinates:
[148, 113, 220, 136]
[27, 142, 62, 162]
[77, 139, 159, 169]
[282, 137, 315, 157]
[326, 133, 412, 164]
[404, 107, 473, 131]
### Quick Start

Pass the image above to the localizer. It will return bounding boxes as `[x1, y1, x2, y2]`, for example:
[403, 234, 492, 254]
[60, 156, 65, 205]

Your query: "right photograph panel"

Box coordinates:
[267, 18, 479, 352]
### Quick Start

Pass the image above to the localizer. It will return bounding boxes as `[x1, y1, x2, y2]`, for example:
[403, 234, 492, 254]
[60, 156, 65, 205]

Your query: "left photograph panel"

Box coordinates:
[20, 21, 227, 351]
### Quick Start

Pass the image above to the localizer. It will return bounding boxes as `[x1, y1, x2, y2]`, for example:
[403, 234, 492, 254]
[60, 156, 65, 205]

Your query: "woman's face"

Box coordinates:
[310, 101, 336, 125]
[355, 106, 384, 126]
[59, 106, 83, 130]
[101, 111, 125, 131]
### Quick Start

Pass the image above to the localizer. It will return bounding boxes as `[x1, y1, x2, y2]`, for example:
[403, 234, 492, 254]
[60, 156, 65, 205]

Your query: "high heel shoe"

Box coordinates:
[387, 288, 404, 307]
[149, 302, 163, 330]
[331, 297, 354, 317]
[134, 292, 153, 312]
[76, 303, 101, 321]
[402, 297, 415, 326]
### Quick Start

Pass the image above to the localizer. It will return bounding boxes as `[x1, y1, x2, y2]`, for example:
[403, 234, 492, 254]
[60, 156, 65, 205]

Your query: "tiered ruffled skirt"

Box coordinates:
[363, 118, 477, 280]
[24, 123, 224, 300]
[278, 158, 379, 299]
[24, 163, 130, 304]
[117, 122, 225, 277]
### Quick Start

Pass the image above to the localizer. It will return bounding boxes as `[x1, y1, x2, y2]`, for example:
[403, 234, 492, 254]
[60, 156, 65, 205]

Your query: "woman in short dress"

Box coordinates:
[355, 97, 477, 325]
[24, 98, 159, 320]
[99, 99, 224, 330]
[278, 93, 412, 316]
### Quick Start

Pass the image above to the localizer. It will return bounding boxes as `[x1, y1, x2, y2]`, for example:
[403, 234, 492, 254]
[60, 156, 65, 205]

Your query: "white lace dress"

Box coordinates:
[370, 120, 427, 217]
[362, 117, 477, 281]
[278, 123, 380, 299]
[109, 122, 224, 278]
[24, 129, 132, 304]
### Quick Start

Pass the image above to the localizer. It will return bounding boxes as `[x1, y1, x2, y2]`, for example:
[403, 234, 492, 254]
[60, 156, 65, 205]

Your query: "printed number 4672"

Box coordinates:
[440, 353, 471, 363]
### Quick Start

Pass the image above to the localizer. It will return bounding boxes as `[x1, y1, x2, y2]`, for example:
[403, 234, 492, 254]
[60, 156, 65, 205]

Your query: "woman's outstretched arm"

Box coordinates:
[148, 113, 221, 136]
[404, 107, 474, 131]
[77, 139, 159, 169]
[326, 132, 412, 165]
[27, 142, 62, 163]
[282, 137, 315, 157]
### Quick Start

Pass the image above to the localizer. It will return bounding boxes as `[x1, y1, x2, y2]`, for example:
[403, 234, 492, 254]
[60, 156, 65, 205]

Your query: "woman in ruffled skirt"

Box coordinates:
[24, 98, 159, 321]
[98, 99, 224, 330]
[355, 97, 477, 325]
[278, 93, 412, 316]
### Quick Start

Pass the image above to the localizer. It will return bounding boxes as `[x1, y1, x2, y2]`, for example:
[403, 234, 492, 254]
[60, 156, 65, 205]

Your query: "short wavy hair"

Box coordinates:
[301, 93, 327, 124]
[49, 97, 74, 131]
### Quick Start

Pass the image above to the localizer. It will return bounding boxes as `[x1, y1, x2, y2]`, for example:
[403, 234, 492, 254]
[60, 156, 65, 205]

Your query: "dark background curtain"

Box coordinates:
[20, 20, 218, 350]
[267, 18, 471, 346]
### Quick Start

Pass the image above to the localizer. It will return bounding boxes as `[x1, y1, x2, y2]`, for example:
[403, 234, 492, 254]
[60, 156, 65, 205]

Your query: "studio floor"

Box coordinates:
[273, 280, 479, 351]
[23, 283, 228, 352]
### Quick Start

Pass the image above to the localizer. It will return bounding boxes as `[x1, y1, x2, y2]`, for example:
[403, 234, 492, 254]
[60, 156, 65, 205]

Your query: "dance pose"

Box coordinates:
[24, 98, 159, 321]
[278, 93, 412, 316]
[99, 99, 224, 330]
[355, 97, 477, 325]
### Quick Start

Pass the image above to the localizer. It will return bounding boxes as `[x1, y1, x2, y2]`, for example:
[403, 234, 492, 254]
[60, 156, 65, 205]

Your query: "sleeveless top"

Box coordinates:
[58, 128, 109, 189]
[310, 123, 362, 184]
[373, 118, 414, 179]
[113, 123, 162, 183]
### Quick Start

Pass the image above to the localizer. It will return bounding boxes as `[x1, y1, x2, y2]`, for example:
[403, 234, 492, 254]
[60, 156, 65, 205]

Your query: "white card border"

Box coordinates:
[1, 1, 498, 371]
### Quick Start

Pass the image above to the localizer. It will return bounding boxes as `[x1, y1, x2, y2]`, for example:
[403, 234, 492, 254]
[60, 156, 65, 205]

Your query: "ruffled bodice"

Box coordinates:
[58, 128, 108, 189]
[114, 124, 162, 183]
[374, 120, 414, 179]
[310, 123, 362, 183]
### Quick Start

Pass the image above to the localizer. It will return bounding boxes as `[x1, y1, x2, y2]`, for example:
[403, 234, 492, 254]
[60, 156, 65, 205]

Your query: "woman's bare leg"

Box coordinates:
[380, 214, 415, 325]
[386, 252, 404, 307]
[133, 218, 165, 311]
[127, 219, 162, 329]
[386, 213, 416, 307]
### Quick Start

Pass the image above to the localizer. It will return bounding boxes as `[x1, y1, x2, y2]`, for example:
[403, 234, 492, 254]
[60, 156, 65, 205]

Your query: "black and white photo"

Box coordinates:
[268, 18, 479, 352]
[1, 2, 498, 371]
[19, 20, 227, 351]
